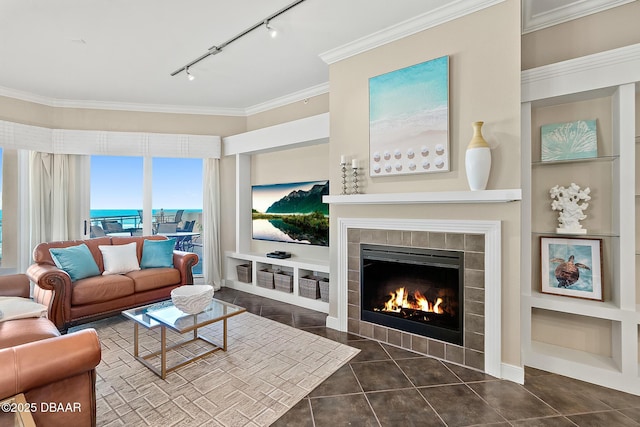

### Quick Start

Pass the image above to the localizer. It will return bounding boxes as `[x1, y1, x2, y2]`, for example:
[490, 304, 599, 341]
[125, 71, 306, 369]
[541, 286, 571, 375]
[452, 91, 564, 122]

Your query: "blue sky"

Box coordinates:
[90, 156, 203, 210]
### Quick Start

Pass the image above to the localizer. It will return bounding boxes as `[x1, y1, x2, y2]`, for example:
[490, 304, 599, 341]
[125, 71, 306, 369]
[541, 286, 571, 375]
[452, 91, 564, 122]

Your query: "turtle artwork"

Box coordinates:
[550, 255, 591, 288]
[541, 237, 602, 300]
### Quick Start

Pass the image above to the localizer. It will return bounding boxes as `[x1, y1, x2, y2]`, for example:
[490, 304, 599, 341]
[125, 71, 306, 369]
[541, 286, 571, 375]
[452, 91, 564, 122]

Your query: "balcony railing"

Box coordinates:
[90, 211, 185, 234]
[89, 212, 203, 275]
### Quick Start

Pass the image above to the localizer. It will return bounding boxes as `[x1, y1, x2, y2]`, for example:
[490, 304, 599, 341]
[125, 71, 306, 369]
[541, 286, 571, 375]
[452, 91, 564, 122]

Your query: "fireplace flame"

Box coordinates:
[381, 287, 444, 314]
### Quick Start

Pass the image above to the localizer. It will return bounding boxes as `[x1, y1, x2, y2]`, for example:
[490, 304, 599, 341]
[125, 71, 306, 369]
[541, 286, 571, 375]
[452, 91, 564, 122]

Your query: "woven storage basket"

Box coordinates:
[236, 264, 252, 283]
[299, 275, 321, 299]
[257, 268, 275, 289]
[318, 278, 330, 302]
[274, 271, 293, 293]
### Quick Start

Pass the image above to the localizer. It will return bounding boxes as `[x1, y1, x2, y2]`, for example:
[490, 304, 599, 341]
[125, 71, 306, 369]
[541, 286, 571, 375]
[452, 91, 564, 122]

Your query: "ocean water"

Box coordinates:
[91, 209, 202, 229]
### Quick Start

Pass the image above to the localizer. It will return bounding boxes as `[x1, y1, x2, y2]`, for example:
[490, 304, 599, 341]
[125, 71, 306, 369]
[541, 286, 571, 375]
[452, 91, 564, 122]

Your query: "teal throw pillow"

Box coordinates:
[49, 243, 101, 281]
[140, 238, 175, 268]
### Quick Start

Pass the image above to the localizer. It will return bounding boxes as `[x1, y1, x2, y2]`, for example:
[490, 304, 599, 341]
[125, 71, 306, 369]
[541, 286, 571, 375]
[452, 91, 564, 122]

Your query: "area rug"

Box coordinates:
[74, 312, 359, 427]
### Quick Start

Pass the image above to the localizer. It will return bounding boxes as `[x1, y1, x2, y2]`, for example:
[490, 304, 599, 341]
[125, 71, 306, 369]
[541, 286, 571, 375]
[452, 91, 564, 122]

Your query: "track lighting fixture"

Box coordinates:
[265, 20, 278, 38]
[171, 0, 305, 78]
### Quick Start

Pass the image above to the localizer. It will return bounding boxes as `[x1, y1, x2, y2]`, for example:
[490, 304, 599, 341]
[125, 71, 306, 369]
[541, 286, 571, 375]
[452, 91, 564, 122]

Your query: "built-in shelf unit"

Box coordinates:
[224, 251, 330, 312]
[521, 43, 640, 395]
[222, 113, 330, 312]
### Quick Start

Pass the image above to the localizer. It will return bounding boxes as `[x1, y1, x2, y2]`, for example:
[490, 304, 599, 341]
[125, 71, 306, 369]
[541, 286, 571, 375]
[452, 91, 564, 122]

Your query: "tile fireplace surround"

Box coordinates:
[331, 218, 502, 378]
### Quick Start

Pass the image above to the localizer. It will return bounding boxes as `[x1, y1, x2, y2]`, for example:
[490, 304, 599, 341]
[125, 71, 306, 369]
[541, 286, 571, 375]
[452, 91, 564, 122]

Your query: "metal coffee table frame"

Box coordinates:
[122, 299, 246, 379]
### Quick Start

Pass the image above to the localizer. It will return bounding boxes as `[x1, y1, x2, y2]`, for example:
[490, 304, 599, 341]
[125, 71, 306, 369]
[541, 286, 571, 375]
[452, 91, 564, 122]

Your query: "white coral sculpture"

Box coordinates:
[550, 183, 591, 234]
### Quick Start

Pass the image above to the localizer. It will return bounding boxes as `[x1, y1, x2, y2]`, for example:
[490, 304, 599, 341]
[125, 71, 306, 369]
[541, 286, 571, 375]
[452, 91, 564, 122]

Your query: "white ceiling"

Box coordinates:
[0, 0, 631, 116]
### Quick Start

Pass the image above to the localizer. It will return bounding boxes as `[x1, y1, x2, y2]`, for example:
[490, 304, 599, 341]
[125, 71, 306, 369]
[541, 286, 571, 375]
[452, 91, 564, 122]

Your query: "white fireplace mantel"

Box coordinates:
[323, 189, 521, 205]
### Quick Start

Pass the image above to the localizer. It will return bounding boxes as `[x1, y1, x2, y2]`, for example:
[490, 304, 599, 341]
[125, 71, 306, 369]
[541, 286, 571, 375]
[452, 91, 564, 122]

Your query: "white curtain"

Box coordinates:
[203, 158, 222, 290]
[29, 152, 79, 247]
[50, 154, 69, 241]
[29, 152, 53, 248]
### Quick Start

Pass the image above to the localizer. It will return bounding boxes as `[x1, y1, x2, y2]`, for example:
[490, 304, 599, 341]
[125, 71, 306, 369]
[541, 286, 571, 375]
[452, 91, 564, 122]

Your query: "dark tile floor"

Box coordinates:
[214, 288, 640, 427]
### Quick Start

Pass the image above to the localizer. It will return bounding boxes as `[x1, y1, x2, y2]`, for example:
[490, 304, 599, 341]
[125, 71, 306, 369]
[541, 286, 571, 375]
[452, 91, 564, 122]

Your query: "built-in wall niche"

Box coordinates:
[522, 43, 640, 395]
[250, 150, 331, 263]
[222, 113, 332, 313]
[529, 234, 615, 302]
[223, 112, 329, 258]
[531, 308, 613, 359]
[531, 96, 615, 237]
[531, 96, 613, 158]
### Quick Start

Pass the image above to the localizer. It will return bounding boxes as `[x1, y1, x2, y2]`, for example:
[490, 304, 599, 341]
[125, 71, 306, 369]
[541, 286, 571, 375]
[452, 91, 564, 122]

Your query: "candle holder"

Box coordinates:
[341, 161, 348, 195]
[352, 166, 359, 194]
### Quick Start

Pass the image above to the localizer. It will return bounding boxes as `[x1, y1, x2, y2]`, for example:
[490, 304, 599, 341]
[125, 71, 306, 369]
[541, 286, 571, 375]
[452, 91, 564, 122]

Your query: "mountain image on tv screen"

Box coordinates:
[252, 180, 329, 246]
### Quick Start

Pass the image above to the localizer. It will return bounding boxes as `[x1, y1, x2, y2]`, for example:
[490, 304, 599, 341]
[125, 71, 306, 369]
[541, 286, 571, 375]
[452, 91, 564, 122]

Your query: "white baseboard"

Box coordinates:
[501, 363, 525, 384]
[325, 316, 342, 331]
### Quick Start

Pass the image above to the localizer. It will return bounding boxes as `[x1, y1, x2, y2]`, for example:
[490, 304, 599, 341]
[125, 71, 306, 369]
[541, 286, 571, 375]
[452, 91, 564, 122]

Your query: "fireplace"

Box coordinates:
[333, 219, 501, 375]
[360, 244, 464, 345]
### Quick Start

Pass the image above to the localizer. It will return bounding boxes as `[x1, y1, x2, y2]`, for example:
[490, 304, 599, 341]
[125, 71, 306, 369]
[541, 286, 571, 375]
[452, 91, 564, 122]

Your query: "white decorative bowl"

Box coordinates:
[171, 285, 214, 315]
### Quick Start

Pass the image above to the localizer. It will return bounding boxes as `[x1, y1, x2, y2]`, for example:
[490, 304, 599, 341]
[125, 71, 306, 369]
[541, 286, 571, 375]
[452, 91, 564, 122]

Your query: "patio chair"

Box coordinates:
[90, 225, 106, 238]
[101, 220, 123, 233]
[168, 210, 184, 225]
[189, 234, 203, 252]
[178, 220, 195, 232]
[157, 223, 177, 234]
[178, 221, 196, 251]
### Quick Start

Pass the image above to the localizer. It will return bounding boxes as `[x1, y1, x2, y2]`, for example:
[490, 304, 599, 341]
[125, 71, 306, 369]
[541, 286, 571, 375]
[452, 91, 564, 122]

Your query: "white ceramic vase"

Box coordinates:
[465, 121, 492, 191]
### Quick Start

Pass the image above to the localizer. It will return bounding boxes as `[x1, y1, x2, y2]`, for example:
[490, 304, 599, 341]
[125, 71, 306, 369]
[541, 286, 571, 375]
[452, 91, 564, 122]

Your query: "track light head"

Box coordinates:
[186, 67, 195, 81]
[264, 20, 278, 38]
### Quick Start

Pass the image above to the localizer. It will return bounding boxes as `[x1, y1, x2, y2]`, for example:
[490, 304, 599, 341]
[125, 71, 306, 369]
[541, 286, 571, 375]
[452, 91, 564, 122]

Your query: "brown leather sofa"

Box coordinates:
[0, 274, 101, 427]
[27, 235, 199, 332]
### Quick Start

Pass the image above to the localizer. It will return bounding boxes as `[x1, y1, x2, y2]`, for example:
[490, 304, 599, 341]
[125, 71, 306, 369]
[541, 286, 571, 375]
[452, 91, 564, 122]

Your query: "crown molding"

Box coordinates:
[53, 99, 247, 117]
[244, 82, 329, 116]
[0, 86, 57, 108]
[0, 82, 329, 118]
[0, 85, 246, 116]
[522, 0, 635, 34]
[319, 0, 504, 65]
[521, 42, 640, 102]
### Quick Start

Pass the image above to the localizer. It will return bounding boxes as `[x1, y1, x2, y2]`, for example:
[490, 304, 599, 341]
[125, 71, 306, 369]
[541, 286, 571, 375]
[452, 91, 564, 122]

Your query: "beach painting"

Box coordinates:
[369, 56, 449, 176]
[541, 119, 597, 162]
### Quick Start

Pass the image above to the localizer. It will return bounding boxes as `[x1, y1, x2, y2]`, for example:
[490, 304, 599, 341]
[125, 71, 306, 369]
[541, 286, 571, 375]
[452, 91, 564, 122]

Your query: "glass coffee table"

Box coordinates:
[122, 298, 246, 379]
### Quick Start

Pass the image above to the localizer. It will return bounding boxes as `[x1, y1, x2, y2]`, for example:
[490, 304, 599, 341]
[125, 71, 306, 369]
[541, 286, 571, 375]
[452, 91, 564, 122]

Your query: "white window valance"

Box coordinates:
[0, 120, 221, 158]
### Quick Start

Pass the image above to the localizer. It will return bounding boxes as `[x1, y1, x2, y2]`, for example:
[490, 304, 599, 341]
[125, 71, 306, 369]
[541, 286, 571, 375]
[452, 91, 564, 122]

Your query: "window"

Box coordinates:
[89, 155, 203, 275]
[90, 156, 143, 236]
[152, 158, 203, 275]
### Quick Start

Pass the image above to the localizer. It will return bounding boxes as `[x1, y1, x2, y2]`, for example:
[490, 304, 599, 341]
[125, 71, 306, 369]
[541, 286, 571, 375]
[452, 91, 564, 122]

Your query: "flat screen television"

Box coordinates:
[251, 180, 329, 246]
